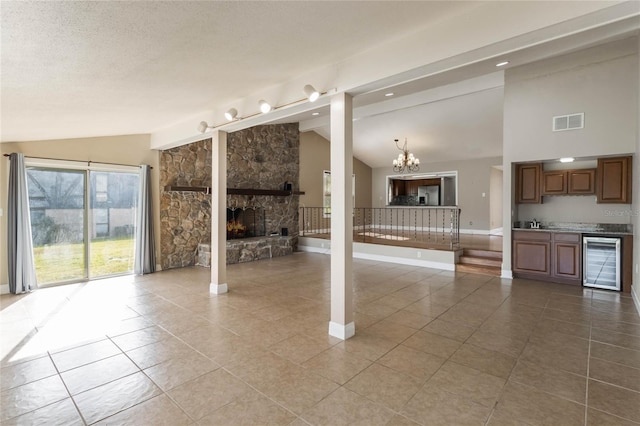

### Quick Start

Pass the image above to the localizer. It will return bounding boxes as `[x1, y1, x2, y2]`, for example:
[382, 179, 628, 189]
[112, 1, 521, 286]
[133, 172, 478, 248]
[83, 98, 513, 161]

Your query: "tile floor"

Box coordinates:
[1, 252, 639, 425]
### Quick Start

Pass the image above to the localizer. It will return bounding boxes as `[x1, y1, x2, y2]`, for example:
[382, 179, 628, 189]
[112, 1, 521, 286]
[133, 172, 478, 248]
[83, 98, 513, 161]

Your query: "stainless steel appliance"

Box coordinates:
[583, 236, 621, 291]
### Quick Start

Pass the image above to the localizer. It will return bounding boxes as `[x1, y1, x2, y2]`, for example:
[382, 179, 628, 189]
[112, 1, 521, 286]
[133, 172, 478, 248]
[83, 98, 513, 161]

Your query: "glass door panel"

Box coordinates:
[89, 171, 138, 278]
[27, 168, 86, 284]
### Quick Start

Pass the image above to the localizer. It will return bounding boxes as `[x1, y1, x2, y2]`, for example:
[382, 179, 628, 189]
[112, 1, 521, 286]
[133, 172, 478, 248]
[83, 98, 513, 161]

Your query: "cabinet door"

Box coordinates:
[393, 180, 406, 197]
[568, 169, 595, 194]
[513, 240, 550, 275]
[516, 163, 542, 204]
[597, 156, 632, 203]
[542, 171, 567, 195]
[553, 242, 580, 280]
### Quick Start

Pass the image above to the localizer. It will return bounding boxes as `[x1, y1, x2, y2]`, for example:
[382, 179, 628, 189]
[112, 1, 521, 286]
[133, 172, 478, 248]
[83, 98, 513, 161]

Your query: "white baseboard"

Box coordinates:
[501, 269, 513, 279]
[210, 283, 228, 294]
[490, 227, 504, 236]
[328, 321, 355, 340]
[0, 284, 9, 295]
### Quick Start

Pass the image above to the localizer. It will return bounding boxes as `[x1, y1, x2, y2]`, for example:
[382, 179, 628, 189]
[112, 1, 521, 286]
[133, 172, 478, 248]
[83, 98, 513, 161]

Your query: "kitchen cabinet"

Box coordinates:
[392, 180, 406, 197]
[542, 171, 567, 195]
[513, 230, 581, 284]
[516, 163, 542, 204]
[552, 233, 581, 280]
[513, 231, 551, 276]
[597, 156, 632, 203]
[541, 169, 596, 196]
[568, 169, 595, 194]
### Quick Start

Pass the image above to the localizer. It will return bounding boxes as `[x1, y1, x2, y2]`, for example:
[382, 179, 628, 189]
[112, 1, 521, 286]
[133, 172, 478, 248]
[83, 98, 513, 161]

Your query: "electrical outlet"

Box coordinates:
[469, 221, 473, 226]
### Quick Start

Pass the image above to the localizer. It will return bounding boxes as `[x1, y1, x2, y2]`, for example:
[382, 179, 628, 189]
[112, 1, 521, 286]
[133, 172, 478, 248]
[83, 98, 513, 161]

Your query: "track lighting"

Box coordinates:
[224, 108, 238, 121]
[197, 121, 213, 133]
[258, 100, 272, 113]
[303, 84, 320, 102]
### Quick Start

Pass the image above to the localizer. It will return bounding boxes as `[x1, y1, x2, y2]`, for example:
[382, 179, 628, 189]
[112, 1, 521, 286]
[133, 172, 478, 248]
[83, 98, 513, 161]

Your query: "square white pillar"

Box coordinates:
[210, 130, 228, 295]
[329, 92, 355, 340]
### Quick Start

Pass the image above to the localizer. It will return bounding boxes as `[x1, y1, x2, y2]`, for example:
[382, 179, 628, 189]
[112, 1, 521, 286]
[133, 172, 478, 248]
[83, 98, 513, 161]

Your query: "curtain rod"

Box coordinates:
[3, 153, 152, 169]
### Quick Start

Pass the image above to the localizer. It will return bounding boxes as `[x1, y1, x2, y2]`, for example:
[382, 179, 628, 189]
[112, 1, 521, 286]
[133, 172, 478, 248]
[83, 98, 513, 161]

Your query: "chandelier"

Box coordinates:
[392, 138, 420, 173]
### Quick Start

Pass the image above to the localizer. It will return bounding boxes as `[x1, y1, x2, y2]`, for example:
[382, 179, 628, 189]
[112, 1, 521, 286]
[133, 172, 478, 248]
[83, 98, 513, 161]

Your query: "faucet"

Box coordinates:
[530, 218, 540, 229]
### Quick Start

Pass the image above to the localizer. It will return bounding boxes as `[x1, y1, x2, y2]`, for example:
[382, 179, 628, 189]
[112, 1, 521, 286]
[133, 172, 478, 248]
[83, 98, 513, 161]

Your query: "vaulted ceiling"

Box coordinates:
[2, 1, 639, 167]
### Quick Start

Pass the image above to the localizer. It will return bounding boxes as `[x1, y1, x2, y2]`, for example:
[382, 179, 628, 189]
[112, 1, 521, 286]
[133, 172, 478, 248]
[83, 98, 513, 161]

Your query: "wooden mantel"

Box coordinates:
[164, 186, 304, 196]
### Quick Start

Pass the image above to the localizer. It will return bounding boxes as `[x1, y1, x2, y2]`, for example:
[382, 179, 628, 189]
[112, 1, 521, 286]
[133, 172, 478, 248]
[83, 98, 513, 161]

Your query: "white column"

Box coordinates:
[210, 130, 228, 294]
[329, 92, 355, 340]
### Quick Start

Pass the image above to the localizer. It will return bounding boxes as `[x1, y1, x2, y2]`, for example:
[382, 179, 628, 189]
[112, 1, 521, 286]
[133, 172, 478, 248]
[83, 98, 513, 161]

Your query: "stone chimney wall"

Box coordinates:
[160, 123, 299, 269]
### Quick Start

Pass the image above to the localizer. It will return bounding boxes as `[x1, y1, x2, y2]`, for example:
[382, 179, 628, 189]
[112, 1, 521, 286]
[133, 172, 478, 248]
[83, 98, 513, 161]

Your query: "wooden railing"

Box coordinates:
[299, 206, 461, 250]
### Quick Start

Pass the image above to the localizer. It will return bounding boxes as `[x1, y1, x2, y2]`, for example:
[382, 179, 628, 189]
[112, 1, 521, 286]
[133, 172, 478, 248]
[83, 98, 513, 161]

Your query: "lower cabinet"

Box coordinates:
[513, 231, 581, 285]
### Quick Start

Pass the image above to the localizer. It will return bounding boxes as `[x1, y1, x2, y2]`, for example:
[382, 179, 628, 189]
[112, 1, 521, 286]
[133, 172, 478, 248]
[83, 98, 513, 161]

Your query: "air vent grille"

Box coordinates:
[553, 113, 584, 132]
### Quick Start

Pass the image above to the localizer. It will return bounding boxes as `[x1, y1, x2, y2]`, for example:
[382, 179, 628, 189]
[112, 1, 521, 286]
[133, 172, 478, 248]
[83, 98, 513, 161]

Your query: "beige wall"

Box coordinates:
[299, 131, 372, 208]
[489, 166, 503, 231]
[502, 37, 639, 274]
[0, 134, 160, 287]
[634, 36, 640, 308]
[372, 156, 502, 232]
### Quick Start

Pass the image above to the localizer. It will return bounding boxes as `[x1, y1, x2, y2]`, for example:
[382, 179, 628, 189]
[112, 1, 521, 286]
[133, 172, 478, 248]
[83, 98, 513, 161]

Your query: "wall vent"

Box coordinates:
[553, 113, 584, 132]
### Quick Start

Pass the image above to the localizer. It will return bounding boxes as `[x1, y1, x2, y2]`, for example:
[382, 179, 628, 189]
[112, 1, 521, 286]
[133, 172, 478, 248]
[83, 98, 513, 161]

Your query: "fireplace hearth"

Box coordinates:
[226, 207, 266, 239]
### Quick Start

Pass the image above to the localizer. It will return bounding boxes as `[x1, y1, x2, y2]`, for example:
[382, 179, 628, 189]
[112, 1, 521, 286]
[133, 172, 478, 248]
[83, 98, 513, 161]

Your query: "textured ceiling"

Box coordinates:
[1, 1, 475, 142]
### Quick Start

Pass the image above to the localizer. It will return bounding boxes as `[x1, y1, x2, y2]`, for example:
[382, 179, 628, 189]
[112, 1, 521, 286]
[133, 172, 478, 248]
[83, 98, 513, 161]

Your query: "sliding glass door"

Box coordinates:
[27, 165, 139, 285]
[89, 171, 138, 278]
[27, 168, 86, 284]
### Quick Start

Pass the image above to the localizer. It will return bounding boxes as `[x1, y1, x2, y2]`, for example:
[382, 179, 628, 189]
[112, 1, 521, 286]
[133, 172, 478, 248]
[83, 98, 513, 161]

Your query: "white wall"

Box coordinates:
[502, 37, 639, 276]
[372, 156, 502, 233]
[489, 166, 503, 232]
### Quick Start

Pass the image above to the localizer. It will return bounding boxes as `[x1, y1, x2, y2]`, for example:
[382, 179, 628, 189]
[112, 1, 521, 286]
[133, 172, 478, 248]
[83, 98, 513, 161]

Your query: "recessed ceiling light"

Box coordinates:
[385, 92, 394, 97]
[496, 61, 510, 67]
[560, 157, 575, 163]
[312, 112, 319, 116]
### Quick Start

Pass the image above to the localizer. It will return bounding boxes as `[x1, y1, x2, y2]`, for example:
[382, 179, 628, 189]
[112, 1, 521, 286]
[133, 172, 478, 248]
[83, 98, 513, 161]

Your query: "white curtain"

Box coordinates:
[7, 153, 37, 293]
[134, 165, 156, 274]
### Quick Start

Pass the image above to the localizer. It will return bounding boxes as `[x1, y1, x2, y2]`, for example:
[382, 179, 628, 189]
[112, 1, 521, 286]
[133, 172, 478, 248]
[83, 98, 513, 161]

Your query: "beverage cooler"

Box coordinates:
[582, 236, 621, 291]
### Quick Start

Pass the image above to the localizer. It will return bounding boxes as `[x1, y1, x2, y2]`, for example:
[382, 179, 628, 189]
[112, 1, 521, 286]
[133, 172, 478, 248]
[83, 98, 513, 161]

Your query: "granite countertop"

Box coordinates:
[512, 222, 633, 236]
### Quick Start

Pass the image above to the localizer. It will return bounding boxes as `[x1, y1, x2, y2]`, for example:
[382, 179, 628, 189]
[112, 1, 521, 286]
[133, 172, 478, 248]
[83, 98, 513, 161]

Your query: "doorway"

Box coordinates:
[26, 165, 139, 285]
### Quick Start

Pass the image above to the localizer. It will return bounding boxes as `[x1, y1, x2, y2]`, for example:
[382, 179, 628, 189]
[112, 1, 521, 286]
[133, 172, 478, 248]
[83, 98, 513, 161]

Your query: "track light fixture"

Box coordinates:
[197, 121, 214, 133]
[258, 100, 272, 113]
[303, 84, 320, 102]
[224, 108, 238, 121]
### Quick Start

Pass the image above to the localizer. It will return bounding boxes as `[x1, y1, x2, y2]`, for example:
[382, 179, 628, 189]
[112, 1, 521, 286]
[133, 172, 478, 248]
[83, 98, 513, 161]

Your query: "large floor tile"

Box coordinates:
[403, 330, 462, 358]
[0, 355, 57, 392]
[197, 390, 296, 426]
[144, 350, 218, 391]
[425, 361, 505, 408]
[589, 357, 640, 392]
[588, 379, 640, 423]
[449, 343, 516, 380]
[494, 381, 585, 425]
[301, 387, 394, 426]
[1, 398, 83, 426]
[509, 359, 587, 403]
[377, 344, 446, 385]
[94, 394, 192, 426]
[50, 339, 121, 372]
[401, 385, 492, 426]
[73, 371, 161, 424]
[345, 362, 421, 411]
[303, 346, 372, 385]
[167, 369, 252, 421]
[61, 353, 140, 395]
[0, 375, 69, 421]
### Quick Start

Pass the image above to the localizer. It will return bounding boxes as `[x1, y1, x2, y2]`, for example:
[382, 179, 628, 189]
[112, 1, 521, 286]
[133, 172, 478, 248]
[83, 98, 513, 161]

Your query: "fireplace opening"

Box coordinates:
[226, 207, 266, 239]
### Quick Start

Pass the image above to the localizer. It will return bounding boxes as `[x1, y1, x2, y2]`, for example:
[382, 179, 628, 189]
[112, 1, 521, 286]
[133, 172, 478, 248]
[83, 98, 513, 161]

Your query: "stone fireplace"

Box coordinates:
[160, 123, 299, 269]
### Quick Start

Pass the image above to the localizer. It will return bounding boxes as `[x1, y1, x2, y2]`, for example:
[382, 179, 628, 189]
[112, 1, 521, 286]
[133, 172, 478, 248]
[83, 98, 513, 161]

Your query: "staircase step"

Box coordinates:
[456, 263, 502, 277]
[462, 249, 502, 260]
[459, 255, 502, 268]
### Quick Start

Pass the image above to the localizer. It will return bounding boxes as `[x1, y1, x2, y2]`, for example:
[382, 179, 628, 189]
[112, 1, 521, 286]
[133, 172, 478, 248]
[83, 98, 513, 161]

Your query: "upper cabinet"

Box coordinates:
[596, 156, 632, 204]
[516, 163, 542, 204]
[567, 169, 595, 194]
[541, 171, 566, 195]
[541, 169, 596, 196]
